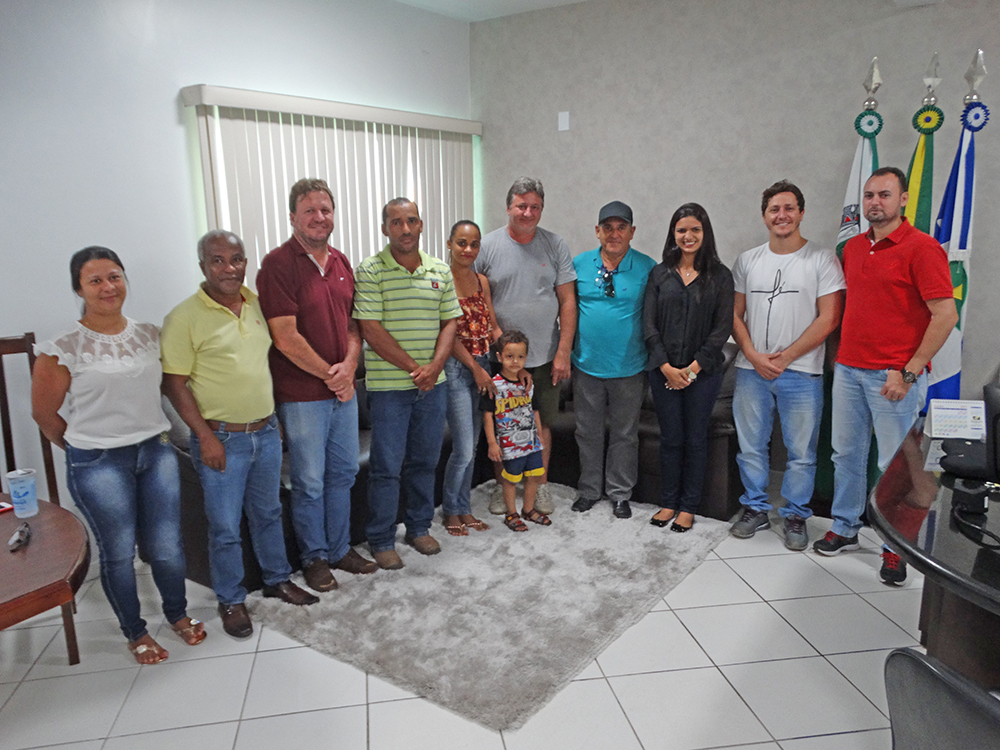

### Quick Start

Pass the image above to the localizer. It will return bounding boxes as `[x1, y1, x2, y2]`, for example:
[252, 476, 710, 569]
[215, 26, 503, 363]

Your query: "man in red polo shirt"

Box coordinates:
[256, 178, 377, 593]
[814, 167, 957, 586]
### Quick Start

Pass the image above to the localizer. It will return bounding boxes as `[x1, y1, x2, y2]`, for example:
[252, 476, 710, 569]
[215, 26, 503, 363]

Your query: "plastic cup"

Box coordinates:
[7, 469, 39, 518]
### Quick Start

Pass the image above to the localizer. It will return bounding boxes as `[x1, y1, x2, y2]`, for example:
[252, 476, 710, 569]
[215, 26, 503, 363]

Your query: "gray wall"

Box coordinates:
[471, 0, 998, 395]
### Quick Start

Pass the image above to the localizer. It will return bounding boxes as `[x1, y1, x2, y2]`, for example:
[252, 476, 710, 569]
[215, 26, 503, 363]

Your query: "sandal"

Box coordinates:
[463, 516, 490, 532]
[504, 512, 528, 532]
[522, 508, 552, 526]
[128, 635, 168, 665]
[172, 617, 207, 646]
[444, 523, 468, 537]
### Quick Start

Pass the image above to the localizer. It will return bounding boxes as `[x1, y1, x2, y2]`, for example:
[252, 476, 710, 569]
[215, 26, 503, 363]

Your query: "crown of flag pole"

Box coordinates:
[836, 57, 883, 256]
[927, 49, 989, 402]
[905, 54, 945, 234]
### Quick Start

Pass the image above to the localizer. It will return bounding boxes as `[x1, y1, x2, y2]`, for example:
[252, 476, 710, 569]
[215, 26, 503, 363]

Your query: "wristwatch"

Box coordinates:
[900, 368, 917, 384]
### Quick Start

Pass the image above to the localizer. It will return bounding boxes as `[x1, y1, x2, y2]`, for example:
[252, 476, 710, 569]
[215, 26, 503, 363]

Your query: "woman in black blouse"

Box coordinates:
[643, 203, 734, 531]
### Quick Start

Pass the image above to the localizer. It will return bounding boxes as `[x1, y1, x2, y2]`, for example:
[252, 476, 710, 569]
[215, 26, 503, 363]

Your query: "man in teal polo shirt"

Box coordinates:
[571, 201, 656, 519]
[353, 198, 461, 570]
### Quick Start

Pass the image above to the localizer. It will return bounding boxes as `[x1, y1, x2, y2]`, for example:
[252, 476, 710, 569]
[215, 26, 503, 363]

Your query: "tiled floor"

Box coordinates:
[0, 510, 920, 750]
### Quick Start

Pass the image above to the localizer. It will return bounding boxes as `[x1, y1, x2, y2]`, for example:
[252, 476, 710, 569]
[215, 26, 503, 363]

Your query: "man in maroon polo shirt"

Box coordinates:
[256, 178, 377, 593]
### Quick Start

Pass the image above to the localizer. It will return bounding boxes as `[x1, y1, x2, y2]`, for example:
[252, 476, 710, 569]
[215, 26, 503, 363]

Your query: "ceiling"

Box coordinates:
[395, 0, 942, 22]
[395, 0, 584, 22]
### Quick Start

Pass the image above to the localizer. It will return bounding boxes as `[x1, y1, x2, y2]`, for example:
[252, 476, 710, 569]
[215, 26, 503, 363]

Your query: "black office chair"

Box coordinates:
[885, 647, 1000, 749]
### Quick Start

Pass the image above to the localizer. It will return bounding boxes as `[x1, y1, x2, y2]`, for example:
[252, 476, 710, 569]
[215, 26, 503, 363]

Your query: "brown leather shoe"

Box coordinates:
[405, 534, 441, 556]
[218, 603, 253, 638]
[332, 548, 377, 575]
[372, 549, 404, 570]
[261, 580, 319, 606]
[303, 558, 338, 592]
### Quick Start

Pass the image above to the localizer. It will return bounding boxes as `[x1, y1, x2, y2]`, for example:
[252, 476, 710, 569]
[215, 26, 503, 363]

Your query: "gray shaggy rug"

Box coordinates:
[247, 481, 728, 730]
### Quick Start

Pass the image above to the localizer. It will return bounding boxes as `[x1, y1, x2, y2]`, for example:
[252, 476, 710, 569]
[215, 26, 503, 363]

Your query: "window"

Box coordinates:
[182, 85, 481, 287]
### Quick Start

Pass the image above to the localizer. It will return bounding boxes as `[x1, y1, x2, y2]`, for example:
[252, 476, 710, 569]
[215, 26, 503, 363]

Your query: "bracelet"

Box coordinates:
[686, 367, 698, 381]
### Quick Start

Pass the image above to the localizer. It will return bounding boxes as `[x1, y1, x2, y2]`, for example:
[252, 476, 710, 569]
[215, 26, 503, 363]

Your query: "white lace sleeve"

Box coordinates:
[33, 331, 83, 371]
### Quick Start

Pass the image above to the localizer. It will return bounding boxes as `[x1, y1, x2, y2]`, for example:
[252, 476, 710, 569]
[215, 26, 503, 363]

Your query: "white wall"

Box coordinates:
[471, 0, 999, 396]
[0, 0, 470, 488]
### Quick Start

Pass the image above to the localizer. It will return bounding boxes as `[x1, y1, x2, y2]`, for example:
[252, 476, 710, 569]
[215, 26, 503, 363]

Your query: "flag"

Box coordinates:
[904, 105, 944, 233]
[928, 101, 990, 401]
[816, 107, 884, 500]
[836, 110, 882, 256]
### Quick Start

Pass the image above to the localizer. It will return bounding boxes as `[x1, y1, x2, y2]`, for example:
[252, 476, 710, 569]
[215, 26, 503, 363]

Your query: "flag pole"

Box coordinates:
[836, 57, 883, 256]
[904, 54, 944, 234]
[928, 49, 990, 401]
[816, 57, 886, 503]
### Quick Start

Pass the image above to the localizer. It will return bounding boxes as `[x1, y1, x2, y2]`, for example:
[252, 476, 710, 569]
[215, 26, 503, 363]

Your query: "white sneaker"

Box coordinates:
[534, 483, 555, 514]
[488, 483, 506, 515]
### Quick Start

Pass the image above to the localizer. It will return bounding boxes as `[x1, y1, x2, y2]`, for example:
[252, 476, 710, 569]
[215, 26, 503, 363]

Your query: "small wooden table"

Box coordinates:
[0, 497, 91, 664]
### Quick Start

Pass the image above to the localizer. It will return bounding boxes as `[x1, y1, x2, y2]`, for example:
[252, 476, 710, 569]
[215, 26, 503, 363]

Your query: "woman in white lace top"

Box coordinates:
[32, 247, 207, 664]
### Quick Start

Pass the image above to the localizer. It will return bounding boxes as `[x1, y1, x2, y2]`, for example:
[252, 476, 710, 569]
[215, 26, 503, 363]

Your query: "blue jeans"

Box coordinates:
[189, 415, 292, 605]
[830, 364, 927, 538]
[734, 367, 823, 519]
[648, 368, 723, 515]
[278, 396, 360, 566]
[366, 384, 447, 553]
[65, 434, 187, 641]
[442, 355, 487, 516]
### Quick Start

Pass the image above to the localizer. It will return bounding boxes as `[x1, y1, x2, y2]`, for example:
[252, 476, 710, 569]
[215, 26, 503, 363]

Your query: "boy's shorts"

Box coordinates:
[501, 450, 544, 483]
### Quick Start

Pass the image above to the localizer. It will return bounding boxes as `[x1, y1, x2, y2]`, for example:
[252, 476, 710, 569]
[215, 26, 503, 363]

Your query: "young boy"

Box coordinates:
[482, 330, 551, 531]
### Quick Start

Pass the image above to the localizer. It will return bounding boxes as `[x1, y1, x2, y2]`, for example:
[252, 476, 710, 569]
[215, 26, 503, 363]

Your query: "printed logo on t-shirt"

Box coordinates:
[749, 269, 800, 349]
[431, 280, 440, 289]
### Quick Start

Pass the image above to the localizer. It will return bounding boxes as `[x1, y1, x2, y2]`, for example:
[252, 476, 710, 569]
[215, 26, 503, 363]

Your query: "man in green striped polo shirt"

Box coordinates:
[354, 198, 461, 570]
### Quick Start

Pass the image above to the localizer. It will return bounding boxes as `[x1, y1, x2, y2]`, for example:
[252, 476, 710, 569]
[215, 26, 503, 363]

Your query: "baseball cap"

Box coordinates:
[598, 201, 633, 225]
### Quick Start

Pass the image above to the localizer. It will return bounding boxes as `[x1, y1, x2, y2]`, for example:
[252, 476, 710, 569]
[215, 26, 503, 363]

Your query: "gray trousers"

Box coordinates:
[573, 370, 646, 503]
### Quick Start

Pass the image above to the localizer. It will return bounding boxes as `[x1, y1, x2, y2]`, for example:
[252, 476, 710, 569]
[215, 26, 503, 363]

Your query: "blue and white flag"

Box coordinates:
[928, 101, 990, 401]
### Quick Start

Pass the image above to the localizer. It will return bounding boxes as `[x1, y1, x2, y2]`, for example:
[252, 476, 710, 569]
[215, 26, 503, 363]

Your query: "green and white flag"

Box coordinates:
[836, 110, 882, 255]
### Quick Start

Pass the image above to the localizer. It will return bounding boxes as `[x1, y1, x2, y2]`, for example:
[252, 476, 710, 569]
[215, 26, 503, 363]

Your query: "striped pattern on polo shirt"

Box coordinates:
[353, 246, 460, 391]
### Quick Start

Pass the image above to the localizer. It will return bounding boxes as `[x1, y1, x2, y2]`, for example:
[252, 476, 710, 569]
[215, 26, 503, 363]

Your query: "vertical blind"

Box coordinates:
[183, 85, 480, 288]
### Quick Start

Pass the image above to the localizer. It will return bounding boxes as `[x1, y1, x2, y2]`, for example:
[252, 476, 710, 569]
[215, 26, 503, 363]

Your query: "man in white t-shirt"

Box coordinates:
[475, 176, 577, 514]
[729, 181, 845, 550]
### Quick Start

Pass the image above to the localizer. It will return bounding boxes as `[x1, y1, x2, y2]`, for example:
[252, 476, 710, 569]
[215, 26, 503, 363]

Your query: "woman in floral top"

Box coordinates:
[442, 221, 502, 535]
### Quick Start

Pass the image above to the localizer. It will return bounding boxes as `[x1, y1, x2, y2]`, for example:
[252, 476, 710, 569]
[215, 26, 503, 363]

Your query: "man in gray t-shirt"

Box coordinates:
[475, 176, 577, 514]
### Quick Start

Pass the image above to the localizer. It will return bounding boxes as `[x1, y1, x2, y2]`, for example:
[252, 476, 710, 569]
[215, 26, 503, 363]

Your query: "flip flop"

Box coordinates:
[128, 638, 168, 665]
[464, 517, 490, 531]
[172, 617, 207, 646]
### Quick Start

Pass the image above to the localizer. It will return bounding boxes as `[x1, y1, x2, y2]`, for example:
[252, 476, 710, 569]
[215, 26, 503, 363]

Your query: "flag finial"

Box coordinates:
[923, 53, 941, 106]
[964, 49, 987, 104]
[863, 57, 882, 111]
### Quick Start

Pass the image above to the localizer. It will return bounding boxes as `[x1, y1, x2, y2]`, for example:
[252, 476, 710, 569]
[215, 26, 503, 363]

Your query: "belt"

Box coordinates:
[205, 415, 272, 433]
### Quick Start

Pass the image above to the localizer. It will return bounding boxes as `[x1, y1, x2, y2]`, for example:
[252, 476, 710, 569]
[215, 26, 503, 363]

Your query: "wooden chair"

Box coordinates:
[0, 332, 90, 664]
[0, 333, 60, 506]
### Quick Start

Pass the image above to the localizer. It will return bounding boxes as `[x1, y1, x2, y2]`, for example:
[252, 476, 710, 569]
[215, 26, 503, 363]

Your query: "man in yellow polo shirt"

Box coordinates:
[161, 230, 318, 639]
